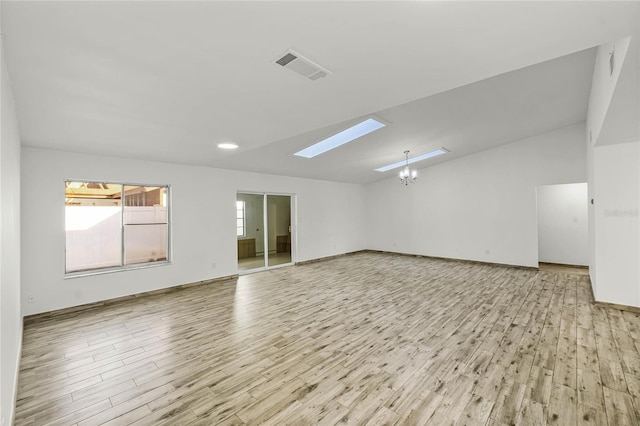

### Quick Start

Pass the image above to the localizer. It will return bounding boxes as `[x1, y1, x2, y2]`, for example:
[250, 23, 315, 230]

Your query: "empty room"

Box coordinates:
[1, 1, 639, 425]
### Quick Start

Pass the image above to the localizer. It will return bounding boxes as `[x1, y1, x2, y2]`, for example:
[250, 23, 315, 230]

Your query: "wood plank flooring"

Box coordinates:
[14, 252, 640, 425]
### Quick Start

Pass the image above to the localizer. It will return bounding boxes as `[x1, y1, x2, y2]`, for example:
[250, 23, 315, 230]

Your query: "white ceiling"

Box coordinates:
[2, 1, 638, 184]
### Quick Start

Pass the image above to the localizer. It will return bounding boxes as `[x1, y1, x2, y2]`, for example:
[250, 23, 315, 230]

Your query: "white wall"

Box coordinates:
[21, 147, 367, 315]
[590, 33, 640, 149]
[0, 17, 23, 425]
[587, 126, 597, 291]
[536, 183, 588, 266]
[592, 142, 640, 306]
[587, 36, 632, 146]
[366, 123, 587, 268]
[586, 28, 640, 307]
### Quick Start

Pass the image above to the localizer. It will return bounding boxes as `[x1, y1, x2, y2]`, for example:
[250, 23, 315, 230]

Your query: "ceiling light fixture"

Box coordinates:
[217, 142, 239, 150]
[375, 148, 448, 173]
[398, 150, 418, 185]
[294, 117, 387, 158]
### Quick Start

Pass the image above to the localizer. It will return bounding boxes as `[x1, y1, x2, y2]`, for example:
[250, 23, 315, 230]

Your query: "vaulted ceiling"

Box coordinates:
[2, 1, 638, 183]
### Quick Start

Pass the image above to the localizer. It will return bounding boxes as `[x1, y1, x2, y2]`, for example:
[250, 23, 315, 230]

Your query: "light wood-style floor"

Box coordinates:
[538, 263, 589, 277]
[238, 252, 292, 271]
[14, 252, 640, 425]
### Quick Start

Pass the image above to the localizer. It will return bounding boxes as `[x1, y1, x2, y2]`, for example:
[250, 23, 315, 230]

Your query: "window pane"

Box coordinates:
[65, 181, 122, 272]
[124, 224, 168, 265]
[123, 185, 169, 265]
[236, 200, 245, 236]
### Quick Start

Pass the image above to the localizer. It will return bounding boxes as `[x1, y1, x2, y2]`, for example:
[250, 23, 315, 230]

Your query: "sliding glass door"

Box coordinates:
[267, 195, 292, 267]
[237, 192, 293, 272]
[236, 193, 265, 270]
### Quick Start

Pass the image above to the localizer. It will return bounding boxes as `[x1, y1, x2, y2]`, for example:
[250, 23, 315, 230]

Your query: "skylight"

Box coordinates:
[294, 118, 386, 158]
[375, 148, 449, 172]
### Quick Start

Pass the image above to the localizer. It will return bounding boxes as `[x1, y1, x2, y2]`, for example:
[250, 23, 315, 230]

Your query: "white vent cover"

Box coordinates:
[275, 49, 331, 81]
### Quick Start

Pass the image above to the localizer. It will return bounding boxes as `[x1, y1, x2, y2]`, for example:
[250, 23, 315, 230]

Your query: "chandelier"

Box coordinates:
[399, 150, 417, 185]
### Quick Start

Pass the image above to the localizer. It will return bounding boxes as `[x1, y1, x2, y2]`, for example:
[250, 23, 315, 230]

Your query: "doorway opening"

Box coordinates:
[237, 192, 294, 273]
[536, 182, 588, 273]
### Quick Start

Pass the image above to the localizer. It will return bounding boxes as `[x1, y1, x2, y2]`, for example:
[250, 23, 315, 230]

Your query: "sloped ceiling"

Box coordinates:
[2, 1, 638, 183]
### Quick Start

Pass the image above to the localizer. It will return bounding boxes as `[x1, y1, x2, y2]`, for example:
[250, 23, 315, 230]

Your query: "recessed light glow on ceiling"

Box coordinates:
[375, 148, 449, 172]
[294, 118, 387, 158]
[217, 142, 239, 150]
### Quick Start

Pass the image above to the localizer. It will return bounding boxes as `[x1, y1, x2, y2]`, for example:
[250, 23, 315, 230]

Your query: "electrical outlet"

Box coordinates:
[211, 262, 216, 269]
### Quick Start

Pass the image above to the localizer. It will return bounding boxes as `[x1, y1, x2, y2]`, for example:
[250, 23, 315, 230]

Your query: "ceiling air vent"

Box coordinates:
[274, 49, 331, 81]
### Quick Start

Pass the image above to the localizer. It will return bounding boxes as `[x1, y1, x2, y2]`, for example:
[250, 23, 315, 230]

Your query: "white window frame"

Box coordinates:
[64, 180, 172, 277]
[236, 200, 246, 237]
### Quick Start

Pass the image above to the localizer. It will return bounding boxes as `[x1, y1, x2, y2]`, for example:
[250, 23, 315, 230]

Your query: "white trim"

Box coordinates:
[6, 319, 23, 426]
[64, 260, 171, 279]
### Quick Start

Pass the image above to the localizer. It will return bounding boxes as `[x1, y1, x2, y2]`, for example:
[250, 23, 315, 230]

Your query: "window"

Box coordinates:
[65, 181, 170, 274]
[236, 200, 246, 237]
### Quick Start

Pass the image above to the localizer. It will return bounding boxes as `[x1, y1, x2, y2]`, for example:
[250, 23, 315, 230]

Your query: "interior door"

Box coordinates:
[267, 195, 292, 267]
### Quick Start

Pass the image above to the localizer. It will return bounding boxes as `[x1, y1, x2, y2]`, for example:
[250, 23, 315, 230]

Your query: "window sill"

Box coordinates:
[64, 260, 172, 279]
